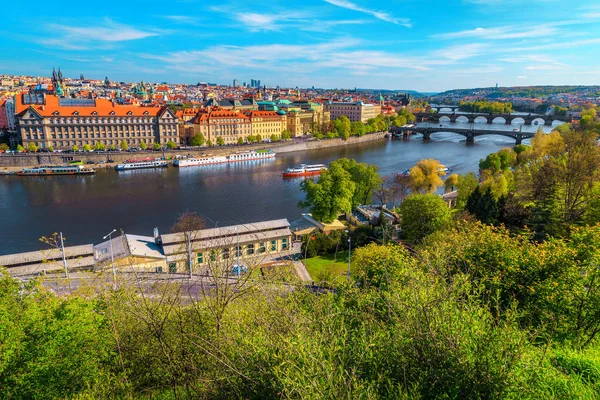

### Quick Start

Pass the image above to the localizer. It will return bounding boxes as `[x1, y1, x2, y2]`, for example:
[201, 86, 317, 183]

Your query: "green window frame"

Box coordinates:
[259, 242, 266, 253]
[282, 238, 288, 250]
[247, 243, 254, 255]
[196, 252, 203, 264]
[235, 245, 242, 257]
[210, 250, 217, 261]
[169, 263, 177, 273]
[271, 240, 277, 251]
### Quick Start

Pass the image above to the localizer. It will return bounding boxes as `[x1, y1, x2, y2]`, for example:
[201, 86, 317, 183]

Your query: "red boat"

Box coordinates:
[283, 164, 327, 178]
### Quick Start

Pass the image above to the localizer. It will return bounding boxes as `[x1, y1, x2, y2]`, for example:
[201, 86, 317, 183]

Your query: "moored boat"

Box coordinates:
[115, 158, 169, 171]
[174, 150, 276, 167]
[438, 165, 452, 174]
[17, 165, 95, 176]
[283, 164, 328, 178]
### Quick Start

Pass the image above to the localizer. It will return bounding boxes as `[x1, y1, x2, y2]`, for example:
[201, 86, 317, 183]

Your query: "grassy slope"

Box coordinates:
[304, 251, 350, 282]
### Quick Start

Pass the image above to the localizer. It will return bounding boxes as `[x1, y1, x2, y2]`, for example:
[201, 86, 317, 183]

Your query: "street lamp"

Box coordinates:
[345, 230, 351, 279]
[103, 229, 117, 289]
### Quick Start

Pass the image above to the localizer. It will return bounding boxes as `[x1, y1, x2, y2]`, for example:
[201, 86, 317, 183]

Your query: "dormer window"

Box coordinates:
[109, 111, 116, 116]
[91, 111, 98, 116]
[53, 111, 60, 116]
[127, 111, 133, 116]
[73, 111, 79, 116]
[143, 111, 149, 115]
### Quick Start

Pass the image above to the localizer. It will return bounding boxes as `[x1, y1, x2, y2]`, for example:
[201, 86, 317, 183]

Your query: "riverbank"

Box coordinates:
[0, 132, 387, 171]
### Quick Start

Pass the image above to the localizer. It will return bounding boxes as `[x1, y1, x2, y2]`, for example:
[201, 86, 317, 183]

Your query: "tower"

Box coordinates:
[51, 67, 65, 96]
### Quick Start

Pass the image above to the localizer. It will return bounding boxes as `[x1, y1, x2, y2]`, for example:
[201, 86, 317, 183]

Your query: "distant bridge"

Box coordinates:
[429, 104, 460, 112]
[391, 125, 535, 145]
[417, 111, 570, 126]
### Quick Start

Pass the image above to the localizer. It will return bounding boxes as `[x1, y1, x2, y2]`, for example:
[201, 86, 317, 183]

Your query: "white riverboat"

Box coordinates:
[18, 165, 95, 176]
[115, 159, 169, 171]
[174, 150, 276, 167]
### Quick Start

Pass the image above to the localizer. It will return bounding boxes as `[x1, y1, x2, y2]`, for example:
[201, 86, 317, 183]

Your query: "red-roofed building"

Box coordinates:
[242, 110, 287, 138]
[185, 108, 251, 145]
[15, 94, 179, 150]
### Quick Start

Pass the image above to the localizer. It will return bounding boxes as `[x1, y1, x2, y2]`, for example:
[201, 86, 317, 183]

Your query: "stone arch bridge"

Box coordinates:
[391, 125, 535, 145]
[416, 112, 569, 126]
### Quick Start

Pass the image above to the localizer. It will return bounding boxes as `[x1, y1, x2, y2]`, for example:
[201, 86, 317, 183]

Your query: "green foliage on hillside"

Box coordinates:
[459, 100, 513, 114]
[3, 219, 600, 398]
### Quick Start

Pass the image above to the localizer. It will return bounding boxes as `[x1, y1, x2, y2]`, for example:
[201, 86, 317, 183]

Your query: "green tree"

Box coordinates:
[237, 137, 244, 145]
[166, 141, 176, 149]
[16, 144, 24, 152]
[299, 162, 356, 223]
[72, 145, 79, 152]
[140, 142, 147, 150]
[0, 143, 9, 151]
[455, 172, 479, 209]
[332, 158, 381, 207]
[400, 193, 452, 243]
[216, 136, 224, 146]
[27, 142, 38, 152]
[350, 121, 366, 136]
[255, 134, 262, 142]
[351, 243, 413, 289]
[281, 130, 292, 140]
[333, 116, 351, 140]
[120, 140, 128, 151]
[466, 187, 503, 225]
[190, 134, 204, 146]
[110, 144, 116, 151]
[207, 139, 213, 147]
[95, 142, 106, 151]
[47, 145, 54, 152]
[152, 142, 161, 150]
[82, 144, 92, 152]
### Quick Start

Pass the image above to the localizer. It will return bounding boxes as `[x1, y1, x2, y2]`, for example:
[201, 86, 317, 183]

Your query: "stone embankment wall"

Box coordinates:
[0, 132, 386, 168]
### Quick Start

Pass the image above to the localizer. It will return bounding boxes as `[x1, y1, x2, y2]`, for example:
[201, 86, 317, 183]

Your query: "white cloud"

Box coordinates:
[518, 76, 527, 79]
[431, 43, 487, 61]
[163, 15, 198, 24]
[433, 24, 557, 40]
[499, 55, 555, 63]
[39, 19, 160, 50]
[49, 20, 159, 42]
[525, 64, 566, 70]
[323, 0, 411, 27]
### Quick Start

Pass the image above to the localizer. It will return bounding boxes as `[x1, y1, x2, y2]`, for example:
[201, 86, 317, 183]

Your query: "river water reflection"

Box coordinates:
[0, 133, 527, 254]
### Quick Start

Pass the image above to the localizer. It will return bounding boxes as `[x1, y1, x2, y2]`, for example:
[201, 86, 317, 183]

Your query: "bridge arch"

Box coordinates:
[474, 116, 488, 124]
[439, 116, 451, 123]
[511, 117, 525, 125]
[492, 116, 506, 124]
[439, 107, 454, 113]
[531, 117, 545, 126]
[455, 115, 469, 124]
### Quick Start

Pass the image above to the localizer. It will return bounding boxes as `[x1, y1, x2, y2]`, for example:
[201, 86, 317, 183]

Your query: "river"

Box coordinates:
[0, 133, 530, 255]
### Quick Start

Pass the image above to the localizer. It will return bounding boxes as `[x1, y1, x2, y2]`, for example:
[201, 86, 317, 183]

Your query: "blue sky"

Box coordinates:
[2, 0, 600, 91]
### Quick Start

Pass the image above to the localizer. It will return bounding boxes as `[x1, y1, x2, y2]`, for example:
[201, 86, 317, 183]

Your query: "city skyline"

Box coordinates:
[1, 0, 600, 91]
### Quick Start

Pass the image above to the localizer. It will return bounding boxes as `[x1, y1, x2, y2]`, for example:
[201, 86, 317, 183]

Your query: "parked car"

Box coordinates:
[97, 160, 106, 164]
[86, 160, 95, 164]
[107, 159, 115, 163]
[231, 264, 248, 276]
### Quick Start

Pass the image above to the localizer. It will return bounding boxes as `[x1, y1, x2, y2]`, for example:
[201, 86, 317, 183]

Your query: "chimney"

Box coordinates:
[154, 227, 161, 245]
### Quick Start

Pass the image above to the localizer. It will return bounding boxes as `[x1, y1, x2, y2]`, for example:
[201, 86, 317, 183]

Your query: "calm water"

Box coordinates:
[0, 133, 527, 255]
